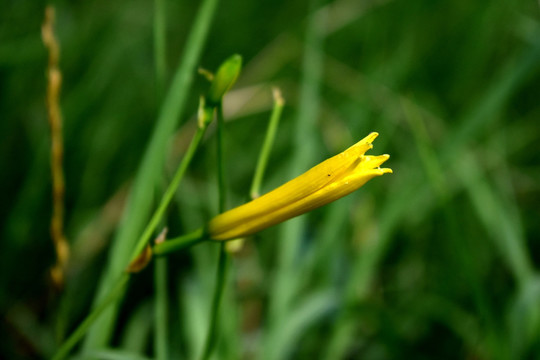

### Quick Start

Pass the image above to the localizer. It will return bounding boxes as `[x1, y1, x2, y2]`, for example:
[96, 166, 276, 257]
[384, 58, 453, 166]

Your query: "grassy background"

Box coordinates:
[1, 0, 540, 358]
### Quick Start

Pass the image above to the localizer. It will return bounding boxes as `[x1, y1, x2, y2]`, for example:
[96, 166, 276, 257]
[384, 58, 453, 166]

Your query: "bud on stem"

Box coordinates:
[206, 54, 242, 106]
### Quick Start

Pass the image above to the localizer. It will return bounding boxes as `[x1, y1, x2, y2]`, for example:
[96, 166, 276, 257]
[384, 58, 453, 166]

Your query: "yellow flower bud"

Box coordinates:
[209, 132, 392, 240]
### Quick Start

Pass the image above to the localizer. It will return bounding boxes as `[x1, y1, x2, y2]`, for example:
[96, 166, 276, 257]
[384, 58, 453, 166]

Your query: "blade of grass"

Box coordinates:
[84, 0, 220, 349]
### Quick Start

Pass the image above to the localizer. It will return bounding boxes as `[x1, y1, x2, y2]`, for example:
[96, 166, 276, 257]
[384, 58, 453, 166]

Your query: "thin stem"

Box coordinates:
[153, 228, 206, 256]
[200, 244, 228, 360]
[199, 102, 229, 360]
[130, 124, 207, 262]
[52, 274, 130, 360]
[250, 88, 285, 199]
[216, 103, 227, 211]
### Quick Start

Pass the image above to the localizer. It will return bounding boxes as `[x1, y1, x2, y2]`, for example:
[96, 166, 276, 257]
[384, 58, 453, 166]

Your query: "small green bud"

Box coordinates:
[207, 54, 242, 105]
[197, 96, 215, 128]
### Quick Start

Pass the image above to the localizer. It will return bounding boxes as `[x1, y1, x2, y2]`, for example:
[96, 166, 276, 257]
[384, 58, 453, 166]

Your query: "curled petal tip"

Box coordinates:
[349, 132, 379, 156]
[377, 155, 391, 173]
[360, 154, 390, 169]
[364, 132, 379, 144]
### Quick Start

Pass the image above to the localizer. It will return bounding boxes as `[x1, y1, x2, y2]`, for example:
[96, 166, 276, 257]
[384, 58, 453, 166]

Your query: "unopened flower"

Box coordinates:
[198, 54, 242, 127]
[209, 132, 392, 241]
[207, 54, 242, 106]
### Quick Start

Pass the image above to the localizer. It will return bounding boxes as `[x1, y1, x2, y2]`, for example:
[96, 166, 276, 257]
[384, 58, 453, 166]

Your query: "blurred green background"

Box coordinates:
[1, 0, 540, 359]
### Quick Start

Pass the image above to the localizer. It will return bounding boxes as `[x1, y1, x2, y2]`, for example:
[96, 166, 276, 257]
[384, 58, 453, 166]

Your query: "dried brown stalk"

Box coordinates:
[42, 6, 69, 289]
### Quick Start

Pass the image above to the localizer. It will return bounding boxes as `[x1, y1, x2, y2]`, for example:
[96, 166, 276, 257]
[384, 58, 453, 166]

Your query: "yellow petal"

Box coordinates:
[209, 132, 380, 236]
[211, 154, 391, 240]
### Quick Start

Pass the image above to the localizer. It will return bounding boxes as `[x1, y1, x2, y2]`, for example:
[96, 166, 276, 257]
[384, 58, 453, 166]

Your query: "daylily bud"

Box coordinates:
[208, 132, 392, 241]
[207, 54, 242, 105]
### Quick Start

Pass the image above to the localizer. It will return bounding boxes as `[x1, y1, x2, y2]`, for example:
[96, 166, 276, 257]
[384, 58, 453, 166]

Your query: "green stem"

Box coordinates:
[52, 274, 130, 360]
[200, 243, 228, 360]
[130, 124, 207, 263]
[199, 102, 228, 360]
[216, 103, 227, 212]
[153, 228, 206, 256]
[250, 88, 284, 199]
